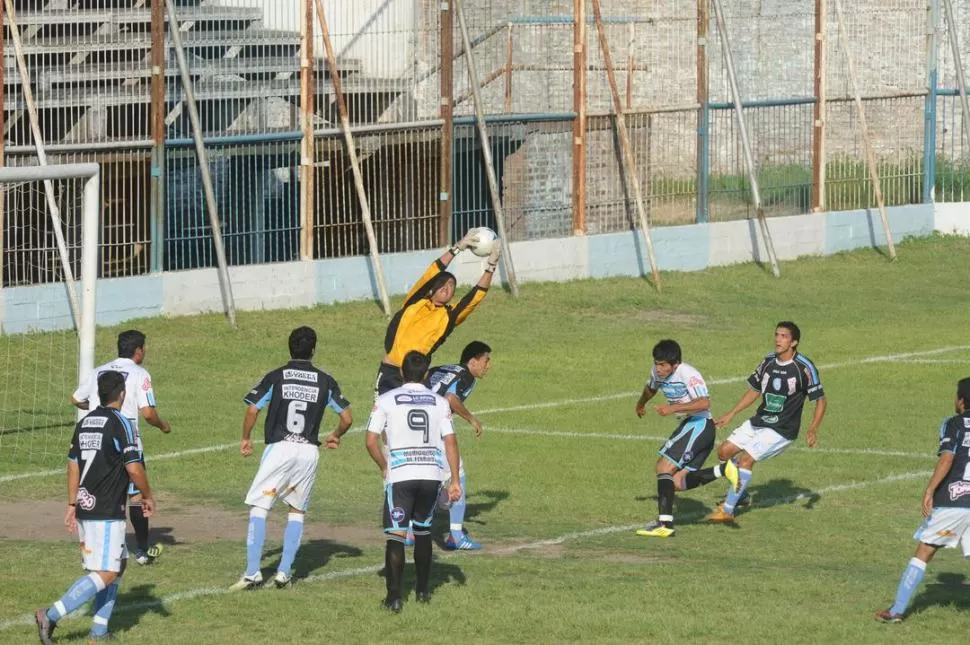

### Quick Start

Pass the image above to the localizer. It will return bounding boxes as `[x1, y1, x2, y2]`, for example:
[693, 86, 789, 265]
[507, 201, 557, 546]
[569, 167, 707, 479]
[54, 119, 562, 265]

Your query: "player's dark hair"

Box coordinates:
[652, 339, 682, 364]
[97, 370, 126, 405]
[117, 329, 146, 358]
[289, 326, 317, 359]
[402, 351, 430, 383]
[460, 341, 492, 365]
[425, 271, 457, 298]
[958, 377, 970, 405]
[777, 321, 801, 344]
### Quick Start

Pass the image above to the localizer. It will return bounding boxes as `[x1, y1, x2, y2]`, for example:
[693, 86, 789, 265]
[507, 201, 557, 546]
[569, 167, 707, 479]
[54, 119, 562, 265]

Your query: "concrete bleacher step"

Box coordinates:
[12, 29, 300, 57]
[3, 5, 262, 27]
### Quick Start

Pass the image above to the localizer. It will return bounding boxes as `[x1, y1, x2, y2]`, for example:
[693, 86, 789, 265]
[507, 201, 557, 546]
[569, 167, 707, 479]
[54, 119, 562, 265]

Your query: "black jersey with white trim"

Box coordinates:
[427, 364, 476, 402]
[68, 408, 142, 520]
[746, 352, 824, 440]
[932, 412, 970, 509]
[243, 359, 350, 446]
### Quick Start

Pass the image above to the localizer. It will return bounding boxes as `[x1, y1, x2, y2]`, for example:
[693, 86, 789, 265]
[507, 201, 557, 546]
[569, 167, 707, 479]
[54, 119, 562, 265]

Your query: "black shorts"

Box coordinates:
[374, 362, 404, 397]
[382, 479, 441, 535]
[658, 416, 715, 471]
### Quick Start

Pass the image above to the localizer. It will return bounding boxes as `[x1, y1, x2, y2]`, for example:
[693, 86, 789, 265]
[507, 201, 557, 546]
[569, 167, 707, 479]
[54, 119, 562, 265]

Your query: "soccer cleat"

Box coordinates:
[34, 609, 55, 645]
[273, 571, 293, 589]
[724, 460, 740, 494]
[146, 543, 164, 560]
[635, 521, 676, 538]
[133, 550, 152, 566]
[708, 504, 736, 524]
[87, 632, 115, 643]
[443, 534, 482, 550]
[229, 571, 263, 591]
[381, 596, 403, 613]
[415, 591, 431, 603]
[874, 608, 904, 623]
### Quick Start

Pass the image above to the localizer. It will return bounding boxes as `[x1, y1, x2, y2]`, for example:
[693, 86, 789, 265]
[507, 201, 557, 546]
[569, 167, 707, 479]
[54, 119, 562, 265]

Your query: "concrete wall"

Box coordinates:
[1, 203, 965, 334]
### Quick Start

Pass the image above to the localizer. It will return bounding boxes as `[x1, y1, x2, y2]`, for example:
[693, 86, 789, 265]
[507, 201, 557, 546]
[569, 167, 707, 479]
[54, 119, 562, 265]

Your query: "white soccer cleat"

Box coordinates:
[229, 571, 263, 591]
[273, 571, 292, 589]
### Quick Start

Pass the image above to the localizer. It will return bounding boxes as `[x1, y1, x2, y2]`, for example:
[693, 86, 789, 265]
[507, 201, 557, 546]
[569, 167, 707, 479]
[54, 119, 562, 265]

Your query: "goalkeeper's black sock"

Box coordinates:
[413, 534, 433, 594]
[384, 539, 405, 601]
[684, 466, 720, 490]
[129, 503, 149, 552]
[657, 474, 675, 527]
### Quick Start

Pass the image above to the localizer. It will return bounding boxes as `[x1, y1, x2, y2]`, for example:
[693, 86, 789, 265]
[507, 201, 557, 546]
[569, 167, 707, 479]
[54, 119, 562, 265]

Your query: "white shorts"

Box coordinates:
[726, 420, 793, 462]
[78, 519, 128, 573]
[245, 442, 320, 512]
[914, 507, 970, 557]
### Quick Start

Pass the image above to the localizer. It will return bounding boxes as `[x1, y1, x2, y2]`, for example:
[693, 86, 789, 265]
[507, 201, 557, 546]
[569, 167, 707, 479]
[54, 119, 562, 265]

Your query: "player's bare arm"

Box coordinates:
[444, 434, 463, 501]
[365, 432, 389, 479]
[125, 462, 155, 517]
[65, 460, 80, 532]
[636, 386, 657, 418]
[805, 397, 827, 448]
[141, 406, 171, 434]
[715, 388, 761, 429]
[70, 395, 90, 411]
[445, 393, 483, 437]
[656, 396, 710, 417]
[240, 405, 260, 456]
[922, 450, 955, 517]
[325, 408, 354, 449]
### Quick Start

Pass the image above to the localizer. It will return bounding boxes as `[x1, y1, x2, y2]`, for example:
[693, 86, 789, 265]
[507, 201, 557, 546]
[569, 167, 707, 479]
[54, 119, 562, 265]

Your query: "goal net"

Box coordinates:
[0, 163, 100, 487]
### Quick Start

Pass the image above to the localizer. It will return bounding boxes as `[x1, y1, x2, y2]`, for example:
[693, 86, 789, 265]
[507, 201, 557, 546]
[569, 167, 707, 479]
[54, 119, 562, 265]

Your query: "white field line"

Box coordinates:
[897, 359, 968, 365]
[6, 344, 965, 485]
[0, 468, 930, 631]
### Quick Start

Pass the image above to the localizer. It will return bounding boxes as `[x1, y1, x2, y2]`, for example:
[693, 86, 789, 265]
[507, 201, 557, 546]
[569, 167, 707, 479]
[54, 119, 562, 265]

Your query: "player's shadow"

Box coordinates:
[908, 572, 970, 616]
[634, 491, 712, 527]
[55, 583, 170, 638]
[143, 525, 178, 547]
[383, 560, 467, 600]
[740, 478, 822, 513]
[263, 539, 363, 580]
[431, 489, 509, 541]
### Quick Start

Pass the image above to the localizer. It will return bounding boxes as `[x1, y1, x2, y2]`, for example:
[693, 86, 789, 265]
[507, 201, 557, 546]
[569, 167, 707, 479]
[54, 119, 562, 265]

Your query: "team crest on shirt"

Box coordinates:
[77, 488, 96, 511]
[772, 377, 782, 391]
[390, 507, 406, 523]
[948, 481, 970, 501]
[682, 451, 693, 463]
[142, 377, 152, 391]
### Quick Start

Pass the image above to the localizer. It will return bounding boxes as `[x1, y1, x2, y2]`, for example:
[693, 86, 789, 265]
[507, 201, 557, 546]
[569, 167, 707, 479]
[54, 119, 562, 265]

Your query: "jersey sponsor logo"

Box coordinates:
[81, 416, 108, 428]
[389, 447, 442, 468]
[962, 434, 970, 448]
[394, 393, 437, 406]
[283, 369, 319, 383]
[78, 432, 104, 450]
[142, 377, 152, 392]
[761, 415, 780, 425]
[787, 377, 797, 395]
[964, 418, 970, 428]
[763, 393, 786, 413]
[935, 529, 957, 537]
[948, 481, 970, 501]
[390, 506, 406, 523]
[77, 487, 97, 511]
[281, 384, 319, 403]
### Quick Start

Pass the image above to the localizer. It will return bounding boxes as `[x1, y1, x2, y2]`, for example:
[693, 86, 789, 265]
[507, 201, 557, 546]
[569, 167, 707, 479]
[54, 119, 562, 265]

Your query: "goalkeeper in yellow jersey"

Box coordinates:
[374, 231, 501, 396]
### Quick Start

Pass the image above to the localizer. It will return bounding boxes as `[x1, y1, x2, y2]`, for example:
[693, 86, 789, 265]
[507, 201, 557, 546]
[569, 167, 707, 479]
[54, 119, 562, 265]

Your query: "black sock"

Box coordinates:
[413, 534, 433, 594]
[657, 474, 675, 526]
[129, 503, 149, 552]
[684, 467, 719, 490]
[384, 539, 405, 600]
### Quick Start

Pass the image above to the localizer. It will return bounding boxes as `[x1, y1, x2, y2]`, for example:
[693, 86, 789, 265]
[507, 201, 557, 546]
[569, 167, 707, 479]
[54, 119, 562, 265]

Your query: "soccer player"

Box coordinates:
[633, 339, 735, 538]
[428, 340, 491, 550]
[35, 370, 156, 645]
[708, 321, 826, 523]
[231, 326, 352, 590]
[374, 231, 501, 396]
[874, 377, 970, 623]
[71, 329, 171, 565]
[366, 351, 462, 613]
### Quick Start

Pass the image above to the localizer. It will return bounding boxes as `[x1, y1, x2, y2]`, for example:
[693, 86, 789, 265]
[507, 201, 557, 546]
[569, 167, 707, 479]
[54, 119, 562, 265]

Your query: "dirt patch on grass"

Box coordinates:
[572, 308, 709, 327]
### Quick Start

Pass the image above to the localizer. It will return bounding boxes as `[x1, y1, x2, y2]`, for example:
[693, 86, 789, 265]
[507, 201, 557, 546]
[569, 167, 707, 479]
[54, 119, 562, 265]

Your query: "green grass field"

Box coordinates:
[2, 234, 970, 644]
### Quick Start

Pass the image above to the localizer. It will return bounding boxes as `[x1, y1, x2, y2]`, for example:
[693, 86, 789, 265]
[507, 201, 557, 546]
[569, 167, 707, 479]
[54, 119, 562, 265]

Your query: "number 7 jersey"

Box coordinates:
[243, 359, 350, 446]
[367, 383, 455, 483]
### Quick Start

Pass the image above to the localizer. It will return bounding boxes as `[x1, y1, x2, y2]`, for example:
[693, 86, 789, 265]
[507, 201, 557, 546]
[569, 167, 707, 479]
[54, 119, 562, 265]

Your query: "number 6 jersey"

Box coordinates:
[367, 383, 455, 483]
[243, 359, 350, 446]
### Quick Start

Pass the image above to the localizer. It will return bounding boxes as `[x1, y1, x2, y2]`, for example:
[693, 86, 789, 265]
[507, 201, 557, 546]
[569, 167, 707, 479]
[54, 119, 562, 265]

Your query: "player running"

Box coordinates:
[36, 371, 156, 645]
[427, 340, 492, 550]
[71, 329, 171, 565]
[374, 231, 501, 397]
[875, 377, 970, 623]
[366, 351, 462, 613]
[231, 326, 352, 590]
[708, 321, 827, 523]
[634, 339, 736, 538]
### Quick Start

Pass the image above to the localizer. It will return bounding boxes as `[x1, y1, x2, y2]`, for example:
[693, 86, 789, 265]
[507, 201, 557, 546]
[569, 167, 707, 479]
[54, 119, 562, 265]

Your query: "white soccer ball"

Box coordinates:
[466, 227, 498, 258]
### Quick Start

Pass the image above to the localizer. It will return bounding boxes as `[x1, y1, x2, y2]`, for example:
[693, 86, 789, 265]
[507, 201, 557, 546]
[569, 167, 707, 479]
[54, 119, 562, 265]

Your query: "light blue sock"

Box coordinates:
[723, 467, 753, 514]
[449, 474, 467, 540]
[46, 572, 105, 622]
[89, 579, 120, 637]
[890, 557, 927, 616]
[246, 507, 268, 577]
[277, 513, 305, 577]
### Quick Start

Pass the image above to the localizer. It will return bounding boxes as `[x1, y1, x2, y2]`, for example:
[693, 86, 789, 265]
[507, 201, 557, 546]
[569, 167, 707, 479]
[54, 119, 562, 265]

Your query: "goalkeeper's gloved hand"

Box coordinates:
[450, 230, 477, 255]
[486, 243, 502, 272]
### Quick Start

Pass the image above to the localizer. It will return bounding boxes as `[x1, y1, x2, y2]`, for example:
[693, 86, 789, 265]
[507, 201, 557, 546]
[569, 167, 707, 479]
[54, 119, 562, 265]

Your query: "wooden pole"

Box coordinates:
[300, 0, 315, 260]
[812, 0, 826, 211]
[833, 0, 896, 260]
[166, 0, 238, 327]
[454, 0, 519, 297]
[438, 0, 454, 246]
[942, 0, 970, 162]
[0, 0, 6, 290]
[590, 0, 661, 290]
[150, 0, 165, 272]
[314, 0, 392, 315]
[4, 0, 82, 326]
[572, 0, 587, 235]
[710, 0, 782, 277]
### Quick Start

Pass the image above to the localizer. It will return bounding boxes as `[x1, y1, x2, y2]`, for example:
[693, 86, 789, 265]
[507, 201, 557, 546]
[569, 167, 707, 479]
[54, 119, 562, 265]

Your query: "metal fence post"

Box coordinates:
[923, 0, 940, 204]
[696, 0, 710, 224]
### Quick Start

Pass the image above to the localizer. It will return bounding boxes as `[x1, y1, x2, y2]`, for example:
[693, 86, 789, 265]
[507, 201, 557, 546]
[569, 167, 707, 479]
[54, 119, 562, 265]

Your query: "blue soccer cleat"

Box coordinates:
[443, 534, 482, 550]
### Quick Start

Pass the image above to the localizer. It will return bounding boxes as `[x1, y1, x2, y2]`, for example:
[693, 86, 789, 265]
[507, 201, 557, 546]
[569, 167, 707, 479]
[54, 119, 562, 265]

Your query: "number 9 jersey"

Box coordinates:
[243, 359, 350, 446]
[367, 383, 455, 483]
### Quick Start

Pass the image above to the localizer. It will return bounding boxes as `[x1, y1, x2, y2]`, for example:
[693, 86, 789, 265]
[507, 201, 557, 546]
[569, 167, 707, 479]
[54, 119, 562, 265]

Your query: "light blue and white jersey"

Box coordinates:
[648, 362, 711, 419]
